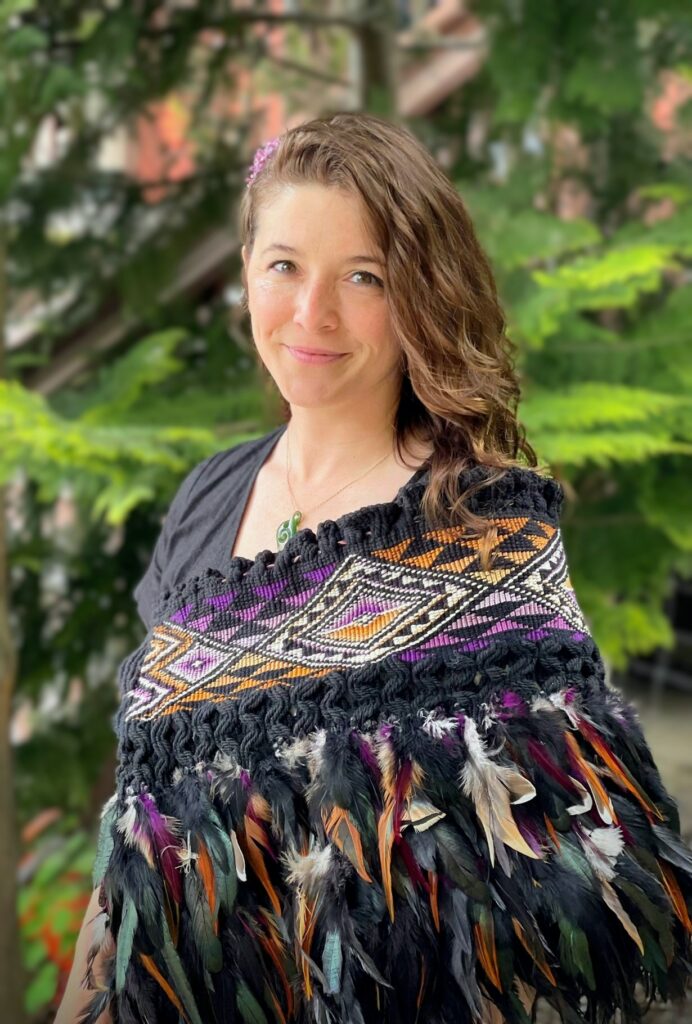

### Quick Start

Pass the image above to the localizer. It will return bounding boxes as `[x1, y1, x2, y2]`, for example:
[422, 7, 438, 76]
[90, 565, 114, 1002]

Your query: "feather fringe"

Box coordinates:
[82, 684, 692, 1023]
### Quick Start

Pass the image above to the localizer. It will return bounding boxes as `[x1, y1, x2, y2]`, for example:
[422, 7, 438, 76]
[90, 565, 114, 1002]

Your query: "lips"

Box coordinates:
[286, 346, 346, 364]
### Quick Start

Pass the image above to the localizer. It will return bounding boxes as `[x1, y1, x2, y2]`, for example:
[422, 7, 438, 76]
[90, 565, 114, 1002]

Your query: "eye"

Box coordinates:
[268, 261, 383, 288]
[351, 270, 383, 288]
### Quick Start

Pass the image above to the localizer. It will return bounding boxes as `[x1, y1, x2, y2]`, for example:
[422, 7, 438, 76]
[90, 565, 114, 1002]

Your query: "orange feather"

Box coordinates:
[416, 955, 427, 1009]
[544, 813, 562, 851]
[563, 731, 616, 824]
[576, 718, 664, 821]
[474, 917, 502, 992]
[139, 953, 187, 1020]
[196, 841, 217, 931]
[377, 801, 396, 922]
[322, 806, 373, 882]
[657, 859, 692, 934]
[428, 870, 440, 932]
[240, 817, 282, 917]
[512, 916, 557, 985]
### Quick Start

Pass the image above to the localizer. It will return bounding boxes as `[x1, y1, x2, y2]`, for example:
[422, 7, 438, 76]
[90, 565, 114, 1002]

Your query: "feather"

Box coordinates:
[139, 952, 187, 1020]
[232, 827, 247, 881]
[116, 794, 154, 868]
[183, 863, 223, 973]
[322, 929, 343, 994]
[93, 794, 118, 886]
[139, 791, 184, 903]
[427, 869, 440, 931]
[75, 985, 112, 1024]
[473, 904, 502, 991]
[576, 715, 665, 821]
[377, 798, 396, 923]
[158, 905, 206, 1024]
[600, 877, 645, 954]
[557, 917, 595, 990]
[657, 858, 692, 934]
[563, 730, 616, 825]
[511, 916, 557, 985]
[459, 717, 540, 867]
[400, 798, 446, 833]
[242, 813, 282, 916]
[237, 979, 269, 1024]
[196, 840, 217, 925]
[205, 806, 239, 914]
[115, 896, 138, 994]
[652, 821, 692, 873]
[322, 805, 373, 882]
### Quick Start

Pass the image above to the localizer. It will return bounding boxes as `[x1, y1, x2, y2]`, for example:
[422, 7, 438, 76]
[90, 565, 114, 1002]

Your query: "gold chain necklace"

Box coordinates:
[276, 426, 395, 550]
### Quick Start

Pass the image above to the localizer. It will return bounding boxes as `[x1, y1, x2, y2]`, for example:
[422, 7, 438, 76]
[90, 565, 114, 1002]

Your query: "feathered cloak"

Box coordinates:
[80, 465, 692, 1024]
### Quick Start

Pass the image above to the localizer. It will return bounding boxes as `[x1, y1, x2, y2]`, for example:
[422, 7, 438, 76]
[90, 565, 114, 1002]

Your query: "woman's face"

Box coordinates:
[241, 184, 403, 414]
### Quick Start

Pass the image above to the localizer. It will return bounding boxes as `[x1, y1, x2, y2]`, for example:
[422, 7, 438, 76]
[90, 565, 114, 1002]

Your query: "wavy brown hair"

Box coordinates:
[237, 111, 544, 569]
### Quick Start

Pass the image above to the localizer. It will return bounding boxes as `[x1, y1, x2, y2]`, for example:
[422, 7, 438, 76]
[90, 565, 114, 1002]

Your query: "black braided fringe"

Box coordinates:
[114, 635, 605, 794]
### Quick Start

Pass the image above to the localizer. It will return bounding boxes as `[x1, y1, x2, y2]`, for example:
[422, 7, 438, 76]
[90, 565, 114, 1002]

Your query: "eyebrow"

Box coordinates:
[261, 243, 383, 266]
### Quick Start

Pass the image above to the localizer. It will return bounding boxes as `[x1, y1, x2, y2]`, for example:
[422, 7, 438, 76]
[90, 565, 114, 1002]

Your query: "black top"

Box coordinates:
[133, 423, 431, 630]
[133, 424, 287, 630]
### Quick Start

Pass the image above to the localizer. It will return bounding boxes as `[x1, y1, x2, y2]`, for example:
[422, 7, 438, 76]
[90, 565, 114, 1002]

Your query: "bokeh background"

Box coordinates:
[1, 1, 691, 1020]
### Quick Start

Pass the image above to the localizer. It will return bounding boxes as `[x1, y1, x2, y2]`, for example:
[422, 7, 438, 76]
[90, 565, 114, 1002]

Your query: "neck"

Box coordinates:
[281, 404, 400, 489]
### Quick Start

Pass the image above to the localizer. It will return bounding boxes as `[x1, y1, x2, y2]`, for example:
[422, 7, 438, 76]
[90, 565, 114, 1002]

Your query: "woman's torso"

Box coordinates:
[134, 424, 432, 629]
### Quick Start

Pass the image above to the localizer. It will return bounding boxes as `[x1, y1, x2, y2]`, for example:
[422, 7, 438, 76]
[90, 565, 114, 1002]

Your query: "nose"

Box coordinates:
[292, 276, 339, 334]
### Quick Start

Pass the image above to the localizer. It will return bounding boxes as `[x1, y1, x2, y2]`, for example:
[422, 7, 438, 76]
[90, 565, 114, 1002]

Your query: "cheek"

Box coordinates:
[354, 304, 397, 352]
[251, 279, 292, 325]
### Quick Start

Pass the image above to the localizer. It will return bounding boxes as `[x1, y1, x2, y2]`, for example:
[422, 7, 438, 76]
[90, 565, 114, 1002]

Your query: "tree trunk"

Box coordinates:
[354, 0, 399, 117]
[0, 223, 28, 1022]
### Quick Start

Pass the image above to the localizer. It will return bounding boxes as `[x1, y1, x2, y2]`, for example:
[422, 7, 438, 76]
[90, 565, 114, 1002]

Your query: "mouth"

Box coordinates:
[285, 346, 347, 364]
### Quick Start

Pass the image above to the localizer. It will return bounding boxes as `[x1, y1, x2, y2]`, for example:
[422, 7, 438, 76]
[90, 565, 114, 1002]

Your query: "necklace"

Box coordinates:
[275, 426, 395, 550]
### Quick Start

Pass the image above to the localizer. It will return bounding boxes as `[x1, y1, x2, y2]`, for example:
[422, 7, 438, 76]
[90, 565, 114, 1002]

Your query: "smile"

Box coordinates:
[285, 346, 347, 364]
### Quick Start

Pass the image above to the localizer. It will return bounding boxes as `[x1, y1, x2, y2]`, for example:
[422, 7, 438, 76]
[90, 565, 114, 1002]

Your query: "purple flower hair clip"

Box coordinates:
[245, 136, 281, 188]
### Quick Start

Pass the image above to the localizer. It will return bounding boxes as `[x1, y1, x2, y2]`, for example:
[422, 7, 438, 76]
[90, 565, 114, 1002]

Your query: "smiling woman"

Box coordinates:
[58, 112, 692, 1024]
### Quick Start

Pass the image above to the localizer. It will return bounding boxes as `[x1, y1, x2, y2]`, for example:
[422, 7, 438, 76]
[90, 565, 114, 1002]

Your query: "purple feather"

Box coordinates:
[527, 738, 582, 796]
[139, 792, 183, 903]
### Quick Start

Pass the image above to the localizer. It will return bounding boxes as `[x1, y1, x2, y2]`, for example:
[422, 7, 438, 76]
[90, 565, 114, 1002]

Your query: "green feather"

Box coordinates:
[206, 806, 239, 914]
[92, 794, 117, 886]
[236, 979, 269, 1024]
[434, 822, 490, 902]
[615, 877, 674, 962]
[159, 907, 205, 1024]
[184, 868, 223, 973]
[322, 929, 343, 994]
[558, 917, 595, 990]
[115, 896, 138, 993]
[556, 836, 595, 887]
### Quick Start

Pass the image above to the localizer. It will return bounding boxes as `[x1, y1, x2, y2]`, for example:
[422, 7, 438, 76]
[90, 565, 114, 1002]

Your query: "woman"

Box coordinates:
[57, 113, 692, 1024]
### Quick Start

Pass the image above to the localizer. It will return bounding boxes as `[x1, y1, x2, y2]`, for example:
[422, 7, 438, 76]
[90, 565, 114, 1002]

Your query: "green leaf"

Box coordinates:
[522, 384, 687, 432]
[25, 960, 58, 1014]
[5, 25, 47, 55]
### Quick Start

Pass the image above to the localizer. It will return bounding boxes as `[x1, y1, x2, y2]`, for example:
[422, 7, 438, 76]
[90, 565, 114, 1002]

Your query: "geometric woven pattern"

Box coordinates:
[125, 515, 589, 722]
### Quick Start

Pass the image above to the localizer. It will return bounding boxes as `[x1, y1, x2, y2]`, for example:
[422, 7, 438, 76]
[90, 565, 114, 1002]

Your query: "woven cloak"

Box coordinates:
[82, 465, 692, 1024]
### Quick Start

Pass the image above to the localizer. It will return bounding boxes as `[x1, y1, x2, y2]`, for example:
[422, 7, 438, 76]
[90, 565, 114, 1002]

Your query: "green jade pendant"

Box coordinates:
[276, 511, 303, 550]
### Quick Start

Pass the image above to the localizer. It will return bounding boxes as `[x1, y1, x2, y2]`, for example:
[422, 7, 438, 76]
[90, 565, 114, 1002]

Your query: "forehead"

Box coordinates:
[254, 183, 379, 247]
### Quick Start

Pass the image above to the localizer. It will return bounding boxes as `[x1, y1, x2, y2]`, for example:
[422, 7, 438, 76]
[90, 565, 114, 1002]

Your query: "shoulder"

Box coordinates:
[169, 425, 286, 517]
[456, 463, 565, 525]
